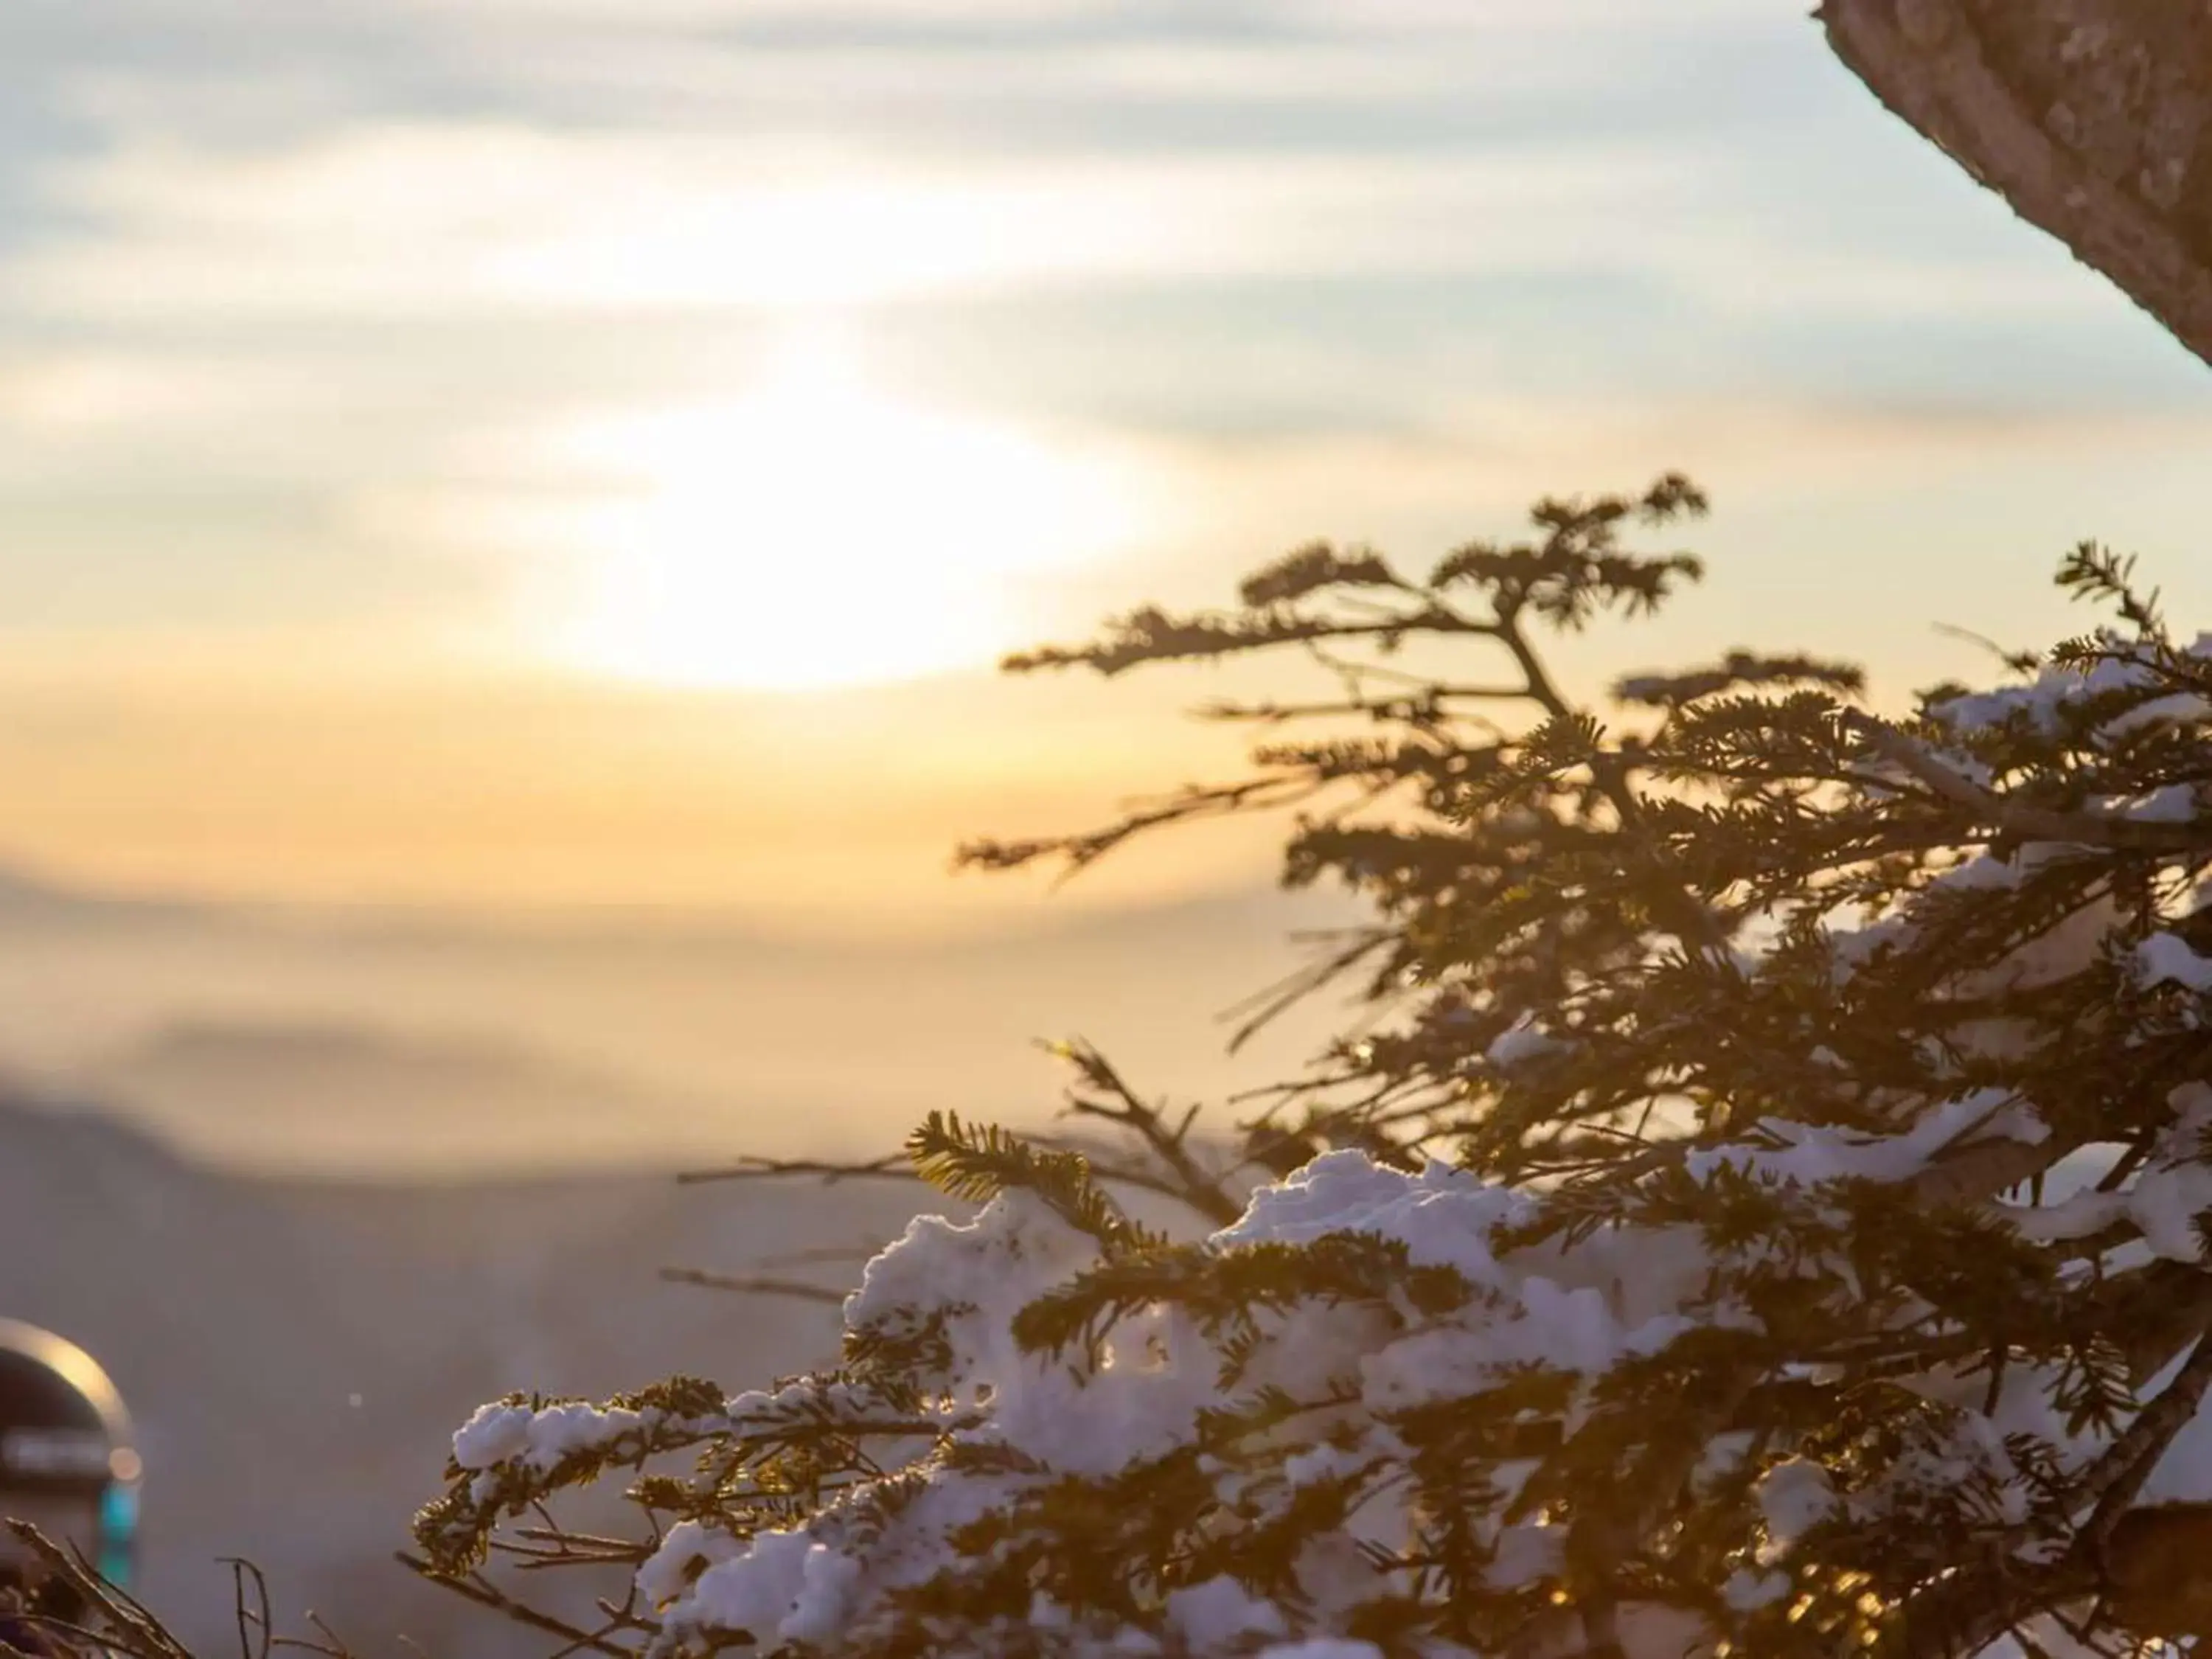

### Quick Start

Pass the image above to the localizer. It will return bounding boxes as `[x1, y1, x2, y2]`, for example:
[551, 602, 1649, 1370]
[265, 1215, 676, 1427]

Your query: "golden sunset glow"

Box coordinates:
[542, 330, 1146, 691]
[1, 0, 2209, 1208]
[7, 1, 2211, 930]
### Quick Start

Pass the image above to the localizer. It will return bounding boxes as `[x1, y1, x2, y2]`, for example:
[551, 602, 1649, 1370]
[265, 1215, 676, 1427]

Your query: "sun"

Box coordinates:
[545, 330, 1139, 693]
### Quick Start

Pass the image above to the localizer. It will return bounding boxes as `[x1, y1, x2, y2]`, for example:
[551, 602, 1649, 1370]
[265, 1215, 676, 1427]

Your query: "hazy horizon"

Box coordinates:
[6, 0, 2211, 933]
[0, 850, 1362, 1178]
[7, 1, 2212, 1175]
[0, 17, 2208, 1652]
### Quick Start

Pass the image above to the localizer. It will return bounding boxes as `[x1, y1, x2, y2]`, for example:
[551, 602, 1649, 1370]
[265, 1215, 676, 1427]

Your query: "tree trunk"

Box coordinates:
[1818, 0, 2212, 371]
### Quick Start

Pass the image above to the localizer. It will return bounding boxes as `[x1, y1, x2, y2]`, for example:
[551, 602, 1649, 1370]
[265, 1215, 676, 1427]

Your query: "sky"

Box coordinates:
[4, 0, 2211, 933]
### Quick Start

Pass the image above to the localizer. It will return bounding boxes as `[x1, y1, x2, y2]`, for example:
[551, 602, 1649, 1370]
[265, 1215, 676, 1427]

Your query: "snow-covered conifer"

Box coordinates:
[398, 485, 2212, 1659]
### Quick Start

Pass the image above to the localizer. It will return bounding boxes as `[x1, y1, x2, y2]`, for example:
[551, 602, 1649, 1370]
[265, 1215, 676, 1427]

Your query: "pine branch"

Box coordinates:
[1846, 711, 2212, 852]
[906, 1109, 1166, 1254]
[2078, 1330, 2212, 1554]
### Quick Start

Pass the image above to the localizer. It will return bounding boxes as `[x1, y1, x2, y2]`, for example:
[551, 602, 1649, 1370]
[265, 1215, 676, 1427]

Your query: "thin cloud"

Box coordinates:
[3, 124, 1699, 319]
[0, 0, 2206, 888]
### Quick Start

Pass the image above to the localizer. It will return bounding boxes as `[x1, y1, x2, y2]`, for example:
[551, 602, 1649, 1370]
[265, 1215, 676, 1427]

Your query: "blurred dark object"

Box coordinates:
[0, 1322, 139, 1592]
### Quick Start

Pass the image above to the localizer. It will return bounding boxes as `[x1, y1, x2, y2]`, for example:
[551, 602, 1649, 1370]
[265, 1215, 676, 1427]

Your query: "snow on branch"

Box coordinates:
[97, 490, 2138, 1659]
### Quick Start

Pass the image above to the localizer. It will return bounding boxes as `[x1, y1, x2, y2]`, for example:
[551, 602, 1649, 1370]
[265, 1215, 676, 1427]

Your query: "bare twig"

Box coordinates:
[754, 1245, 886, 1270]
[1214, 929, 1395, 1054]
[1192, 685, 1534, 726]
[510, 1527, 649, 1559]
[657, 1267, 847, 1305]
[396, 1557, 636, 1659]
[1048, 1040, 1243, 1226]
[676, 1155, 915, 1188]
[279, 1612, 358, 1659]
[223, 1559, 274, 1659]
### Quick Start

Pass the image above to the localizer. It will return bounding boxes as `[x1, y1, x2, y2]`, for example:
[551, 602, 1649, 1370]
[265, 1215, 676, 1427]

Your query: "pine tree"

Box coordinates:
[369, 482, 2209, 1659]
[7, 13, 2210, 1659]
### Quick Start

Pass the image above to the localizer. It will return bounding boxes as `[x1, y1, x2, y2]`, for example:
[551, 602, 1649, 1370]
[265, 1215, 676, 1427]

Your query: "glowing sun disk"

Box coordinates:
[554, 339, 1135, 692]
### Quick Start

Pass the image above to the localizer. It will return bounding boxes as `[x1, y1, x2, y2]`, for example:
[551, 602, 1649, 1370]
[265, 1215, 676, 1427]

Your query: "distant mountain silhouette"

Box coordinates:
[0, 863, 220, 931]
[111, 1017, 638, 1078]
[85, 1018, 733, 1175]
[0, 857, 1358, 1180]
[0, 1092, 936, 1656]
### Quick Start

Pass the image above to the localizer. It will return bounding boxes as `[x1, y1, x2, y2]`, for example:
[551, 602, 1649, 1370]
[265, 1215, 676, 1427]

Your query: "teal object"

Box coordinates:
[98, 1479, 139, 1587]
